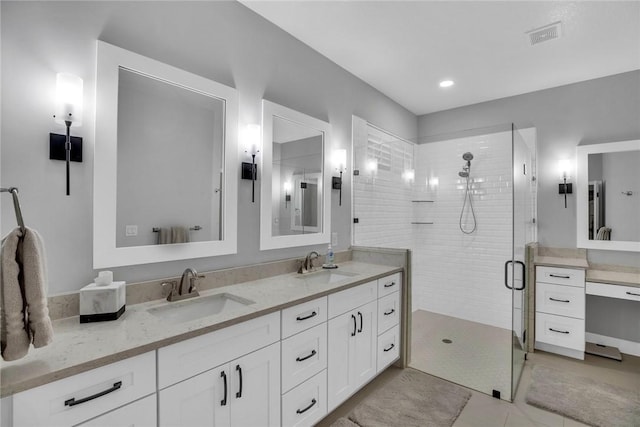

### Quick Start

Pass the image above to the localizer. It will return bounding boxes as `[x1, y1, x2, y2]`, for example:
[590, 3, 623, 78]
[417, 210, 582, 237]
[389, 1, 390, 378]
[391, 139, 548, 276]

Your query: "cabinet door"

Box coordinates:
[353, 300, 378, 388]
[77, 395, 157, 427]
[229, 342, 280, 427]
[327, 310, 357, 412]
[158, 366, 230, 427]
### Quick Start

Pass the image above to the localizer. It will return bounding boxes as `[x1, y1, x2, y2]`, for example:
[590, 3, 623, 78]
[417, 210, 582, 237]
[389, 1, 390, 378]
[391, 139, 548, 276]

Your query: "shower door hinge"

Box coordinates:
[532, 218, 536, 224]
[353, 218, 359, 224]
[353, 169, 360, 176]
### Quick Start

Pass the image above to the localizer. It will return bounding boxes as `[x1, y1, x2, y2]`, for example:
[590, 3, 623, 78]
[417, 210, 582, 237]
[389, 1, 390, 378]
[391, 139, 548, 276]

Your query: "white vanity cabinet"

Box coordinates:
[376, 273, 401, 372]
[157, 312, 281, 427]
[11, 351, 156, 427]
[327, 280, 379, 412]
[535, 266, 586, 360]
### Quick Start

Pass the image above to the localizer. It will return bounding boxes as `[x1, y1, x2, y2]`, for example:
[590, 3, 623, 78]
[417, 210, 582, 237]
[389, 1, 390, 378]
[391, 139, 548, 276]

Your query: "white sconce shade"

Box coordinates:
[55, 73, 83, 126]
[366, 159, 378, 174]
[283, 181, 292, 193]
[332, 149, 347, 172]
[403, 168, 415, 182]
[558, 158, 572, 179]
[241, 124, 261, 155]
[427, 176, 439, 189]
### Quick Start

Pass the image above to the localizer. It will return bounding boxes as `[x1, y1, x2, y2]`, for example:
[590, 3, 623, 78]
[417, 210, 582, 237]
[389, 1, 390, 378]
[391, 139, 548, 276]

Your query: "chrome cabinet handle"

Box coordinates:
[384, 308, 395, 316]
[64, 381, 122, 407]
[296, 398, 317, 414]
[296, 311, 317, 321]
[549, 297, 570, 303]
[549, 328, 570, 334]
[549, 274, 570, 279]
[296, 349, 317, 362]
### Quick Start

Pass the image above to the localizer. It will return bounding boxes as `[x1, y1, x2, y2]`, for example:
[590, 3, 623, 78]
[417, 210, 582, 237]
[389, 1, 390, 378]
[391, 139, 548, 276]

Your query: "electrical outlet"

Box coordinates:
[331, 232, 338, 246]
[125, 225, 138, 237]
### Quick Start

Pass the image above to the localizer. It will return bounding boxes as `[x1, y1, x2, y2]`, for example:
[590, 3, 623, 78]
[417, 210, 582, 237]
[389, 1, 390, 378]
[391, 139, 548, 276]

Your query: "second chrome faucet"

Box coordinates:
[163, 268, 205, 302]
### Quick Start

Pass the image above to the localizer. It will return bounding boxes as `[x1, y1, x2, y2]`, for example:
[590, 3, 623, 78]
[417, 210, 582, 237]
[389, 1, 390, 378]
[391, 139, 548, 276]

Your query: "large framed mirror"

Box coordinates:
[576, 139, 640, 252]
[260, 100, 331, 250]
[94, 41, 238, 267]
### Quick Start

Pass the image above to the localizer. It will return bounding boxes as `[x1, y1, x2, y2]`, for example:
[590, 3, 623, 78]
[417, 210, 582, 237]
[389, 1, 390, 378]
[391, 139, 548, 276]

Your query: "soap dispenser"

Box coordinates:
[323, 244, 337, 269]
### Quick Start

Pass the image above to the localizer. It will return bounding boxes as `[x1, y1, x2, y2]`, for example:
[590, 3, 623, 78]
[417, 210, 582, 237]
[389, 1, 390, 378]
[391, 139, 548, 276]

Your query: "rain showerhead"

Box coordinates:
[462, 152, 474, 161]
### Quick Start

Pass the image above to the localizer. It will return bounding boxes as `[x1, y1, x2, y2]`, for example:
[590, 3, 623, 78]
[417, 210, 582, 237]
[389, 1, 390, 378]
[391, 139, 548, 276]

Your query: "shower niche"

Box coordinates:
[410, 199, 435, 225]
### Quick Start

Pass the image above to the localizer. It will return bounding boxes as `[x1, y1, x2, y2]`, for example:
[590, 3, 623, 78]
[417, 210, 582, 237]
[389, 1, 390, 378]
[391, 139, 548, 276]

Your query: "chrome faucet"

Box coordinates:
[298, 251, 320, 274]
[162, 268, 205, 302]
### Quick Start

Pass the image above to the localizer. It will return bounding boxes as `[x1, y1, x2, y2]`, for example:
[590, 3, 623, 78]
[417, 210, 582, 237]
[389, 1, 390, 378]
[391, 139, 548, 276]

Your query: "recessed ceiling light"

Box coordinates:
[439, 80, 455, 88]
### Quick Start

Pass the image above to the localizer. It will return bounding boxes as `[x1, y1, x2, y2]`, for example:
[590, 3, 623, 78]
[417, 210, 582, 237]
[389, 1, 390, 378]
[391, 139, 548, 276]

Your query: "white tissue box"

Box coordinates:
[79, 281, 126, 323]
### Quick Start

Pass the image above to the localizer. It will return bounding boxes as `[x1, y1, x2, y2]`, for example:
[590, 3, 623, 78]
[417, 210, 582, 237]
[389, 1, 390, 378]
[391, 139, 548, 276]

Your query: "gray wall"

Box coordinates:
[418, 70, 640, 268]
[0, 1, 417, 295]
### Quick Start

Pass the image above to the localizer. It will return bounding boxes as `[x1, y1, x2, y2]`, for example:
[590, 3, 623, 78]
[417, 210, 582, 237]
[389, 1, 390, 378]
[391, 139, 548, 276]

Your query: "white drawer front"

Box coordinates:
[281, 323, 327, 393]
[282, 370, 327, 427]
[328, 281, 377, 318]
[377, 324, 400, 373]
[157, 311, 280, 389]
[377, 292, 400, 335]
[536, 282, 585, 319]
[535, 312, 585, 351]
[77, 394, 157, 427]
[13, 351, 156, 427]
[586, 282, 640, 302]
[378, 273, 401, 298]
[282, 296, 327, 339]
[536, 266, 585, 288]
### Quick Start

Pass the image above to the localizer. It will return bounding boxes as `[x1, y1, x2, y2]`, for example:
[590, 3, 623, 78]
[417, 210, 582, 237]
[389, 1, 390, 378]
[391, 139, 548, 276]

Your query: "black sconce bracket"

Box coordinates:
[332, 171, 344, 206]
[241, 162, 257, 180]
[49, 133, 83, 162]
[558, 183, 572, 194]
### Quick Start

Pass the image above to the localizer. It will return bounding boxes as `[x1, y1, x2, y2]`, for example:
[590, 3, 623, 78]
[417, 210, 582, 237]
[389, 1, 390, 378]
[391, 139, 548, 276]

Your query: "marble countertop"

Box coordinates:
[586, 269, 640, 288]
[533, 256, 589, 269]
[0, 261, 401, 397]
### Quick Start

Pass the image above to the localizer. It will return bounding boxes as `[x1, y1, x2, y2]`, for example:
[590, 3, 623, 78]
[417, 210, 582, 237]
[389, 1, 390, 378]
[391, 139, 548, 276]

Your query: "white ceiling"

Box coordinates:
[242, 1, 640, 115]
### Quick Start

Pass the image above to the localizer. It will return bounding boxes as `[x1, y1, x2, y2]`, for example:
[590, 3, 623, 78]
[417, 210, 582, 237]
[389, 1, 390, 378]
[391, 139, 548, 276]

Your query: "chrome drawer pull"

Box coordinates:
[296, 349, 317, 362]
[383, 343, 395, 352]
[64, 381, 122, 407]
[549, 328, 570, 334]
[549, 297, 570, 303]
[626, 291, 640, 297]
[549, 274, 571, 279]
[296, 311, 317, 321]
[384, 308, 395, 316]
[296, 398, 317, 414]
[383, 281, 396, 288]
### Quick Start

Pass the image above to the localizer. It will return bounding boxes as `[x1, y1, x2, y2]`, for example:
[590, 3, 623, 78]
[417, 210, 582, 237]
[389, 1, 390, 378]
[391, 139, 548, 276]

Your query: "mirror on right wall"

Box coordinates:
[260, 100, 331, 250]
[576, 139, 640, 252]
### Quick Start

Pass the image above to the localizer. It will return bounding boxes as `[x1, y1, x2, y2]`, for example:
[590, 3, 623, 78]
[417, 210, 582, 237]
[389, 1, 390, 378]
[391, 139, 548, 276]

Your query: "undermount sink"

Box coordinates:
[148, 293, 255, 323]
[295, 269, 358, 285]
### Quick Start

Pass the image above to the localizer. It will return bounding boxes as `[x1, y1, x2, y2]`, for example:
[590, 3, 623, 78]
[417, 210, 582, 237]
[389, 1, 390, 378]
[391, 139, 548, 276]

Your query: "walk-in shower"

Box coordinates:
[352, 119, 536, 402]
[458, 152, 477, 234]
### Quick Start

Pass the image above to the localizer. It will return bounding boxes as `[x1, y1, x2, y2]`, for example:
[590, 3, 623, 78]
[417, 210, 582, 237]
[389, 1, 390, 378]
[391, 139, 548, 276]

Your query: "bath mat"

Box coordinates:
[525, 365, 640, 427]
[345, 368, 471, 427]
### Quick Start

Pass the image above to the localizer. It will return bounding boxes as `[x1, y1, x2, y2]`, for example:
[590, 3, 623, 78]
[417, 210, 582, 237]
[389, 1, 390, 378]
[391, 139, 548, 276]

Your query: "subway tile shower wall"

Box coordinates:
[353, 126, 514, 330]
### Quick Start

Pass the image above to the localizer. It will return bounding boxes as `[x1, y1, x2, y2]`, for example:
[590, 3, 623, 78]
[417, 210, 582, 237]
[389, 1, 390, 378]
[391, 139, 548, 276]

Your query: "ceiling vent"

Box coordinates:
[526, 21, 563, 46]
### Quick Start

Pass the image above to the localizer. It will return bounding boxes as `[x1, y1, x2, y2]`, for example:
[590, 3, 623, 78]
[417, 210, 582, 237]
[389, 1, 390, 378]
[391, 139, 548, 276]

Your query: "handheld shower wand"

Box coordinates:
[459, 152, 477, 234]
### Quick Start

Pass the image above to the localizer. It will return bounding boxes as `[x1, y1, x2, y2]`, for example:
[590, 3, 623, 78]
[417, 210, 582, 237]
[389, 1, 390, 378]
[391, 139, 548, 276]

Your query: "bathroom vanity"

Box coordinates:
[0, 261, 405, 427]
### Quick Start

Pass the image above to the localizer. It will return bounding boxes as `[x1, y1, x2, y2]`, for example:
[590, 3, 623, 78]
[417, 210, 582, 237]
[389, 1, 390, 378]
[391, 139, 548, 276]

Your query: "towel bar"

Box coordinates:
[1, 187, 26, 233]
[152, 225, 202, 232]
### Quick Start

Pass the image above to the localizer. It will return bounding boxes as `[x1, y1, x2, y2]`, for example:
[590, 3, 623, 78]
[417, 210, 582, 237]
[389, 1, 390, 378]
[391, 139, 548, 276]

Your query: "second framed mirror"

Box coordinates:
[260, 100, 331, 250]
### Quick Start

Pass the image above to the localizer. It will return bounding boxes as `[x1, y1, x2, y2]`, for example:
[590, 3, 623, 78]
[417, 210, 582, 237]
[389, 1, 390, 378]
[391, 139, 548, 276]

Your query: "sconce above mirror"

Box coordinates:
[94, 41, 238, 267]
[260, 100, 331, 250]
[576, 139, 640, 252]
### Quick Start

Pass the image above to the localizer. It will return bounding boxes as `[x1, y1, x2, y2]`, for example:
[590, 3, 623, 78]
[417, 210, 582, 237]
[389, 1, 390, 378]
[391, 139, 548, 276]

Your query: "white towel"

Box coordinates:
[1, 227, 54, 361]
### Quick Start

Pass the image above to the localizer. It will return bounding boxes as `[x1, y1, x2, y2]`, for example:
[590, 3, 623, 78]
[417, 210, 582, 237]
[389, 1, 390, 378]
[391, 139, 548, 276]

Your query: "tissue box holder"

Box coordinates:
[80, 281, 126, 323]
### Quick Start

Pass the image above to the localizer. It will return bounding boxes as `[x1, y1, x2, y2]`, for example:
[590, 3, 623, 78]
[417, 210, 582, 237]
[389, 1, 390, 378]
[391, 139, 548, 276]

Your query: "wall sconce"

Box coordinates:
[366, 159, 378, 175]
[240, 124, 261, 203]
[558, 158, 573, 208]
[332, 149, 347, 206]
[52, 73, 83, 196]
[402, 168, 415, 183]
[284, 181, 292, 208]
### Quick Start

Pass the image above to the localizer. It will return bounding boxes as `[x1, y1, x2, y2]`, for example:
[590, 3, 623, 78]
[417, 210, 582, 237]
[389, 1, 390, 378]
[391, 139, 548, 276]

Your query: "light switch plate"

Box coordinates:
[125, 225, 138, 237]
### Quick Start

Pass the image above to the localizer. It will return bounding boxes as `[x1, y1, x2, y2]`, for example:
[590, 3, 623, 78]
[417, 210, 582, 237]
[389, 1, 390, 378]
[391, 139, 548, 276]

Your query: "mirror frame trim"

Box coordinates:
[576, 139, 640, 252]
[260, 100, 331, 250]
[93, 41, 238, 267]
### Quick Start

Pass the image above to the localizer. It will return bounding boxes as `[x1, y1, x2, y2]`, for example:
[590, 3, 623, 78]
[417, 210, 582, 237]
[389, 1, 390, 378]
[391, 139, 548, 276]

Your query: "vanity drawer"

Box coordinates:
[586, 282, 640, 302]
[157, 311, 280, 389]
[281, 296, 327, 339]
[535, 312, 585, 351]
[377, 324, 400, 373]
[378, 273, 401, 298]
[536, 266, 585, 288]
[281, 323, 327, 393]
[281, 370, 327, 427]
[328, 281, 377, 318]
[13, 351, 156, 427]
[378, 291, 400, 334]
[77, 394, 157, 427]
[536, 282, 585, 319]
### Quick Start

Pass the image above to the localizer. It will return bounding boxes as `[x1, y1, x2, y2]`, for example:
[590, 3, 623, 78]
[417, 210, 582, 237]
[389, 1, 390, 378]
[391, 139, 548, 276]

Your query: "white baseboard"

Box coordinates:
[585, 333, 640, 357]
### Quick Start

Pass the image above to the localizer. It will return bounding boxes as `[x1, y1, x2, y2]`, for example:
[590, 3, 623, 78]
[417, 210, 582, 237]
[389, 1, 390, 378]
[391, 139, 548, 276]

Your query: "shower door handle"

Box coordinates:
[504, 260, 513, 290]
[514, 260, 526, 290]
